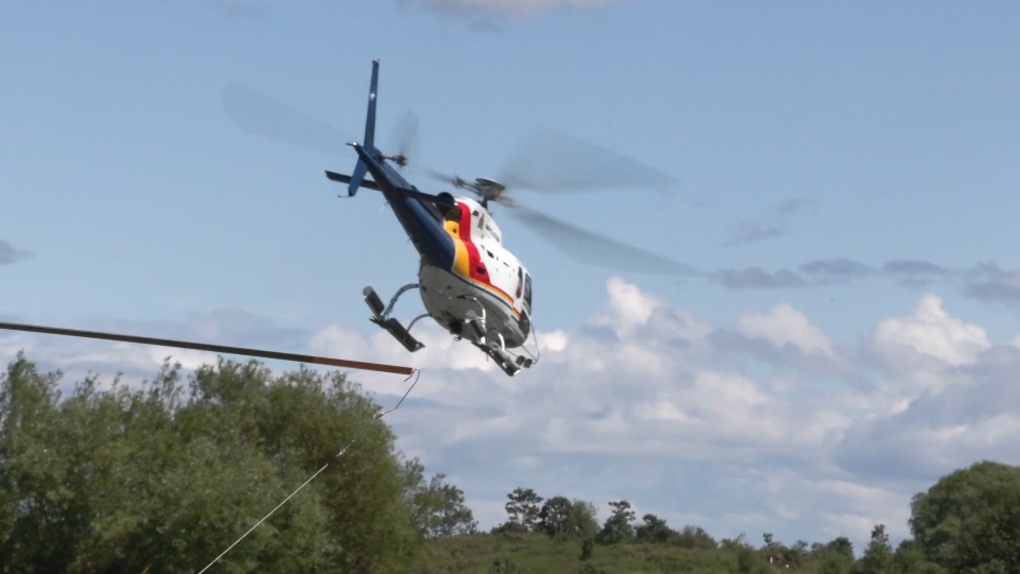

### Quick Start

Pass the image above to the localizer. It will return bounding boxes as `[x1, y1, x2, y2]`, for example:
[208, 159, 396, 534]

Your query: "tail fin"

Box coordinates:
[347, 59, 380, 196]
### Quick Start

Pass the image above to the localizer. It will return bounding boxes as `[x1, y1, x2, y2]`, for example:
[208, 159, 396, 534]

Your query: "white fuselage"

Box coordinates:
[417, 197, 532, 349]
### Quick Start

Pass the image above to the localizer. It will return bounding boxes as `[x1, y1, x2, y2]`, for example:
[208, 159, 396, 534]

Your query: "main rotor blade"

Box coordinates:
[508, 206, 701, 276]
[221, 83, 354, 155]
[0, 321, 414, 376]
[497, 127, 679, 193]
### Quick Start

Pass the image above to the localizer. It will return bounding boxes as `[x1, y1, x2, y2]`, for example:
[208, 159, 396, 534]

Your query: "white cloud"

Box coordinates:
[6, 285, 1020, 553]
[737, 302, 835, 358]
[598, 276, 660, 336]
[871, 294, 990, 368]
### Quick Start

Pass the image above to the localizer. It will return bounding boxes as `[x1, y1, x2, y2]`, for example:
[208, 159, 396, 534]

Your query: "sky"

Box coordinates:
[3, 0, 1020, 553]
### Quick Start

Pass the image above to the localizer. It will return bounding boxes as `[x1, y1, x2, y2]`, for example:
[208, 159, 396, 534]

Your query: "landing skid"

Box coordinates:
[471, 341, 533, 377]
[459, 303, 535, 377]
[364, 285, 426, 353]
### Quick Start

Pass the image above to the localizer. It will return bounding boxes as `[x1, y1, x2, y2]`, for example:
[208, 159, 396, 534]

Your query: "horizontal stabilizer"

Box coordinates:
[326, 170, 382, 191]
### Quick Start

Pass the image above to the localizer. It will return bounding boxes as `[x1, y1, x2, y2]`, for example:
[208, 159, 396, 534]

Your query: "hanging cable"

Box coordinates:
[196, 368, 421, 574]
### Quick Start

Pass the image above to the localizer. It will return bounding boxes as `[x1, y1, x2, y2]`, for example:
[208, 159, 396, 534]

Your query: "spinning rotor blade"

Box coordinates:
[509, 206, 701, 276]
[497, 127, 679, 192]
[0, 321, 414, 376]
[221, 83, 354, 155]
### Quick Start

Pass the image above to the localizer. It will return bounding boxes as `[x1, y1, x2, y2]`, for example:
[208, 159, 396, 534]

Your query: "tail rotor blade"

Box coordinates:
[391, 110, 420, 167]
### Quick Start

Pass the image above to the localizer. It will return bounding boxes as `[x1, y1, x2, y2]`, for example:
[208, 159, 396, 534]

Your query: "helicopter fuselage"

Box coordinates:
[351, 144, 533, 350]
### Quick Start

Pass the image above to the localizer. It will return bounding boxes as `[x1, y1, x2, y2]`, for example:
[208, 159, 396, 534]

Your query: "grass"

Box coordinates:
[413, 533, 751, 574]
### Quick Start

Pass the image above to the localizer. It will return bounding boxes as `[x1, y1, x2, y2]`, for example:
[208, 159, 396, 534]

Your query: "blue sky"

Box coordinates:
[3, 0, 1020, 553]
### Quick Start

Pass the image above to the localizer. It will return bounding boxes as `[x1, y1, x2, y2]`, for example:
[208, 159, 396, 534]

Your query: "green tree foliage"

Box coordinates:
[808, 537, 855, 574]
[634, 513, 673, 544]
[893, 539, 944, 574]
[721, 534, 768, 574]
[909, 460, 1020, 568]
[404, 458, 477, 538]
[537, 496, 597, 541]
[852, 524, 893, 574]
[488, 555, 525, 574]
[784, 540, 809, 568]
[760, 531, 787, 566]
[578, 537, 594, 561]
[674, 524, 718, 549]
[595, 500, 635, 544]
[948, 481, 1020, 574]
[503, 487, 544, 533]
[0, 353, 439, 573]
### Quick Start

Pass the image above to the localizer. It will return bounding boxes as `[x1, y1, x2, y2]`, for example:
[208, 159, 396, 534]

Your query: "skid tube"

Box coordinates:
[363, 285, 425, 353]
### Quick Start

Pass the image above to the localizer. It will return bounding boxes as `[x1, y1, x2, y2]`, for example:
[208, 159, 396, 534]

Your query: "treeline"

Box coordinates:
[0, 353, 477, 573]
[469, 463, 1020, 573]
[2, 354, 1018, 574]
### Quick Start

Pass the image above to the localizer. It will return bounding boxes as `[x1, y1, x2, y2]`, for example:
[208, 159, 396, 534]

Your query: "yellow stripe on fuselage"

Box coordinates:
[442, 220, 520, 318]
[444, 220, 471, 277]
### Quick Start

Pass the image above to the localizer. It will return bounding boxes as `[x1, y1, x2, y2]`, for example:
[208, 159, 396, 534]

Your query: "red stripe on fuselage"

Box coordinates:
[458, 203, 488, 283]
[455, 202, 517, 310]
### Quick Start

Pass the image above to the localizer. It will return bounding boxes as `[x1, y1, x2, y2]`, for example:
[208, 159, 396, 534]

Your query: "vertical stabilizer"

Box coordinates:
[348, 59, 380, 196]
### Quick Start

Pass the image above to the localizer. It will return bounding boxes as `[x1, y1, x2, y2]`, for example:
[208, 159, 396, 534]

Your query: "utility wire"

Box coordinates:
[196, 369, 421, 574]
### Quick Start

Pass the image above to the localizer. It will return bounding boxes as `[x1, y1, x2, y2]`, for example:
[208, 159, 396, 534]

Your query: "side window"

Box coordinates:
[523, 273, 532, 312]
[516, 267, 523, 298]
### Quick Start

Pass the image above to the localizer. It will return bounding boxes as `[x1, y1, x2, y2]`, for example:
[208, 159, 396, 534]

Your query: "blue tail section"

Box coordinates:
[347, 59, 380, 196]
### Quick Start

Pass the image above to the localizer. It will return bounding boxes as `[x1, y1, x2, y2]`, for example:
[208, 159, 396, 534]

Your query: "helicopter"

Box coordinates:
[277, 60, 694, 376]
[1, 60, 695, 378]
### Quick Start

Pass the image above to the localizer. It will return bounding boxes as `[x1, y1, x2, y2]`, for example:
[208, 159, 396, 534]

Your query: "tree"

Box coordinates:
[826, 536, 856, 561]
[504, 487, 543, 533]
[537, 496, 598, 542]
[948, 482, 1020, 574]
[812, 537, 855, 574]
[539, 496, 573, 537]
[893, 539, 944, 574]
[909, 460, 1020, 568]
[784, 540, 809, 568]
[634, 514, 673, 544]
[595, 500, 635, 545]
[852, 524, 893, 574]
[0, 354, 437, 573]
[760, 532, 787, 566]
[404, 460, 477, 538]
[674, 525, 717, 549]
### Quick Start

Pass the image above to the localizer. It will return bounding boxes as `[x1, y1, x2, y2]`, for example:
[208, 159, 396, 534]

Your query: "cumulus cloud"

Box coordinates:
[868, 293, 990, 373]
[397, 0, 622, 20]
[0, 239, 33, 266]
[737, 303, 835, 359]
